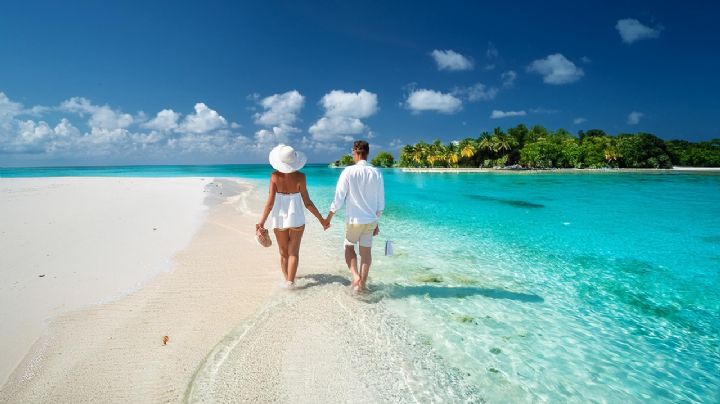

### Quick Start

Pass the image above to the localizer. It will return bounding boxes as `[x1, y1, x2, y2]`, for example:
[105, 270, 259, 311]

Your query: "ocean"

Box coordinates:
[3, 164, 719, 402]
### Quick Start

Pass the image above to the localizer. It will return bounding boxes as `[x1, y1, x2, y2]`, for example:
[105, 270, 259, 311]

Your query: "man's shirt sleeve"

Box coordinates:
[329, 169, 349, 213]
[376, 171, 385, 215]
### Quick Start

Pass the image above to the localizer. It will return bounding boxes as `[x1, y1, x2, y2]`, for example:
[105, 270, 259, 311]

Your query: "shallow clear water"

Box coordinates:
[367, 171, 720, 403]
[5, 165, 719, 402]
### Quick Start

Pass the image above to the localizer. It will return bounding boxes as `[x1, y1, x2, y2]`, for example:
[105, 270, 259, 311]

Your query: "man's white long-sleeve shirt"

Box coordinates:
[329, 160, 385, 224]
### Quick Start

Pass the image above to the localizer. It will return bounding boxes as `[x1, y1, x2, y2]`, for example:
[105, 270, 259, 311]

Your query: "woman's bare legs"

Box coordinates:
[274, 229, 290, 281]
[286, 225, 305, 283]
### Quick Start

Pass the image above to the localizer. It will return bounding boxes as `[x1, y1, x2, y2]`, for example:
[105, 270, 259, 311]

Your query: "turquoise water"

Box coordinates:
[4, 165, 719, 402]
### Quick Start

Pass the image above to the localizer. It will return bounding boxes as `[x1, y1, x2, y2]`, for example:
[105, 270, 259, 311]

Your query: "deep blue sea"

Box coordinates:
[3, 164, 719, 402]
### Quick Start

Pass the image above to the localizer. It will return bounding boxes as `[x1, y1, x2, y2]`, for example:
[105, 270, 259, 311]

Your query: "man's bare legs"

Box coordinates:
[358, 246, 372, 292]
[345, 245, 361, 289]
[345, 244, 372, 292]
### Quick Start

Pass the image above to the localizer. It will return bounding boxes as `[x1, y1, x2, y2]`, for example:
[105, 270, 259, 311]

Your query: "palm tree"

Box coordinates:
[602, 137, 618, 166]
[604, 147, 618, 164]
[428, 140, 446, 168]
[436, 151, 447, 165]
[413, 142, 429, 166]
[497, 134, 518, 153]
[456, 138, 477, 167]
[493, 136, 508, 153]
[460, 142, 475, 159]
[447, 151, 459, 166]
[478, 135, 494, 154]
[401, 144, 416, 167]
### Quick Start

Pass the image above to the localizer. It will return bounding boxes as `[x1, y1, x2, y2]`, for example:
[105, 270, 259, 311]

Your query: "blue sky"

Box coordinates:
[1, 0, 719, 166]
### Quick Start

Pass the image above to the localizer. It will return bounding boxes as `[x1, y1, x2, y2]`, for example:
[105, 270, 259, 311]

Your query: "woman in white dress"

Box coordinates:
[256, 144, 329, 288]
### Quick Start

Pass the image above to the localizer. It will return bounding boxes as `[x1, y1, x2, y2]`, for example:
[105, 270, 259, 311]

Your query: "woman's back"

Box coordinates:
[273, 171, 304, 193]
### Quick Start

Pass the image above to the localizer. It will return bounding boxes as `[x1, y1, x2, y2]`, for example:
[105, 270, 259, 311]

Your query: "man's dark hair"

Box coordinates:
[353, 140, 369, 159]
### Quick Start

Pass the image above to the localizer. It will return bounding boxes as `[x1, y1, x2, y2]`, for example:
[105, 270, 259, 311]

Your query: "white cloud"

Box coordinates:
[54, 118, 81, 137]
[430, 49, 474, 71]
[254, 124, 300, 145]
[11, 119, 80, 153]
[320, 89, 377, 118]
[484, 42, 499, 70]
[130, 131, 165, 146]
[167, 132, 250, 154]
[309, 116, 365, 141]
[616, 19, 661, 44]
[59, 97, 96, 115]
[309, 89, 378, 142]
[581, 56, 592, 64]
[573, 117, 587, 125]
[486, 42, 499, 60]
[1, 92, 252, 160]
[405, 89, 462, 114]
[254, 129, 280, 145]
[490, 110, 527, 119]
[252, 91, 305, 146]
[60, 97, 134, 130]
[529, 107, 559, 114]
[0, 92, 23, 119]
[298, 136, 344, 154]
[527, 54, 584, 85]
[179, 103, 227, 134]
[455, 83, 498, 102]
[85, 127, 130, 145]
[501, 70, 517, 88]
[388, 138, 404, 149]
[88, 106, 134, 130]
[142, 109, 180, 131]
[253, 90, 305, 126]
[18, 120, 54, 144]
[627, 111, 644, 125]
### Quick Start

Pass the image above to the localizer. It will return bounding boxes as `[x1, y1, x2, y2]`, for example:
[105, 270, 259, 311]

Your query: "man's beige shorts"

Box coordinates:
[344, 222, 377, 248]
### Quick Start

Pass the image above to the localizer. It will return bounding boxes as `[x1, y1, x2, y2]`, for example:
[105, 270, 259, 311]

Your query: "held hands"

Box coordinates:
[319, 213, 332, 231]
[320, 218, 331, 231]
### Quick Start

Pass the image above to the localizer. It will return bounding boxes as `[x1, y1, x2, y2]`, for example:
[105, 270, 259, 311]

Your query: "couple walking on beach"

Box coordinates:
[256, 140, 385, 293]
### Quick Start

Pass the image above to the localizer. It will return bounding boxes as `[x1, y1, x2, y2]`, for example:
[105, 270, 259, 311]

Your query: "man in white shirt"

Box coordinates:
[326, 140, 385, 292]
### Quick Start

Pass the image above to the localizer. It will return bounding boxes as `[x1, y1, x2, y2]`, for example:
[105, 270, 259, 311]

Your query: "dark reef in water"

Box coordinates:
[468, 194, 545, 208]
[380, 284, 544, 303]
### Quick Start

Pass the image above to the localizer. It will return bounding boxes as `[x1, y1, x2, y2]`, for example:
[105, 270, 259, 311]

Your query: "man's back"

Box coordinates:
[330, 160, 384, 224]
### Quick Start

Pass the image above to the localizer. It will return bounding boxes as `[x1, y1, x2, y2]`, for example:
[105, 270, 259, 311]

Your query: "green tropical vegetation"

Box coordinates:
[329, 154, 355, 167]
[330, 150, 396, 168]
[389, 125, 719, 169]
[665, 139, 720, 167]
[371, 151, 395, 167]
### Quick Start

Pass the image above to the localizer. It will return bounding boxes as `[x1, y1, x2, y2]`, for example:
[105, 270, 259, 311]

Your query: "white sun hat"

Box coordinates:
[268, 144, 307, 173]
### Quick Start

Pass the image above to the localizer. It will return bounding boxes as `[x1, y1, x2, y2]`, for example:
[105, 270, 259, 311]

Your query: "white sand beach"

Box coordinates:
[0, 177, 212, 386]
[671, 166, 720, 171]
[0, 176, 477, 402]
